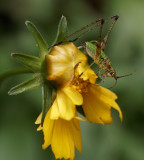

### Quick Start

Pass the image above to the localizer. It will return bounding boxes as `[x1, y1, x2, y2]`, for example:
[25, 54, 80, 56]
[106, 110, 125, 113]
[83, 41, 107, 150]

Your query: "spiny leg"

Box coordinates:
[50, 15, 119, 48]
[51, 18, 105, 48]
[66, 15, 119, 44]
[101, 15, 119, 51]
[79, 20, 105, 78]
[62, 18, 104, 42]
[94, 20, 104, 78]
[96, 19, 104, 58]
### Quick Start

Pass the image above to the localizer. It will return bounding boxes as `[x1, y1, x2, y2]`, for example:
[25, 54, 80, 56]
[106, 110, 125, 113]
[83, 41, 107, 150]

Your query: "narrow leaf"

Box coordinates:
[41, 81, 53, 125]
[11, 53, 41, 72]
[0, 68, 32, 85]
[53, 15, 68, 45]
[25, 21, 49, 60]
[8, 74, 43, 95]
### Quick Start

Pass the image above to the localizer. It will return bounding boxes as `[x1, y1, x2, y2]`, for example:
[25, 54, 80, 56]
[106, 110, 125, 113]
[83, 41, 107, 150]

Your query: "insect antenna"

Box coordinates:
[116, 72, 135, 79]
[109, 72, 134, 89]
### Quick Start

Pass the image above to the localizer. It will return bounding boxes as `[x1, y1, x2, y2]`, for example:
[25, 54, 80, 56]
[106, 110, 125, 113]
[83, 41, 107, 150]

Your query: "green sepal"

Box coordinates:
[76, 106, 86, 117]
[0, 68, 32, 85]
[8, 74, 43, 95]
[11, 53, 41, 72]
[53, 15, 68, 45]
[25, 21, 49, 60]
[41, 81, 53, 126]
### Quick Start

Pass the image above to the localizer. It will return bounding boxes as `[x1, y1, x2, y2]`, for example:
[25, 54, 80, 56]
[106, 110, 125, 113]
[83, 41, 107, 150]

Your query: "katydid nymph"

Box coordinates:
[52, 15, 133, 87]
[81, 15, 133, 87]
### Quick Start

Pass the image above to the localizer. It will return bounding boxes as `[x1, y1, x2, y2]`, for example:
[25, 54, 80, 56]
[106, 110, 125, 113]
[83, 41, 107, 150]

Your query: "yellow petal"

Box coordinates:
[91, 84, 123, 121]
[46, 42, 87, 87]
[42, 108, 54, 150]
[51, 119, 75, 160]
[63, 87, 83, 105]
[37, 125, 43, 131]
[83, 93, 112, 124]
[51, 89, 76, 120]
[75, 62, 97, 84]
[50, 98, 60, 119]
[35, 112, 42, 124]
[46, 54, 74, 87]
[43, 108, 82, 159]
[82, 84, 123, 124]
[71, 118, 82, 153]
[92, 84, 118, 99]
[75, 116, 86, 121]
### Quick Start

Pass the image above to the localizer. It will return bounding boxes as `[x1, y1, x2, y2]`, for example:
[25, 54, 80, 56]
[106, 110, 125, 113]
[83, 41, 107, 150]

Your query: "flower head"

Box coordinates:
[46, 42, 123, 124]
[41, 42, 123, 159]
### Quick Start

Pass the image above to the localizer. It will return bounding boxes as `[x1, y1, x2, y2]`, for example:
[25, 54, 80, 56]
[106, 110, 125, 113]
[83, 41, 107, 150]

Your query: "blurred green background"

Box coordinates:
[0, 0, 144, 160]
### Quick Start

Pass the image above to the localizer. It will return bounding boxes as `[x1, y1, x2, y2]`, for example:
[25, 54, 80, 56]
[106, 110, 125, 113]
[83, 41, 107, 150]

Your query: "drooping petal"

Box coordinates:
[50, 89, 76, 120]
[35, 113, 43, 131]
[82, 84, 122, 124]
[90, 84, 122, 121]
[42, 107, 82, 160]
[91, 84, 118, 100]
[50, 98, 60, 119]
[46, 42, 87, 87]
[72, 117, 82, 153]
[37, 125, 43, 131]
[83, 92, 112, 124]
[63, 87, 83, 105]
[42, 108, 54, 150]
[35, 112, 42, 124]
[51, 119, 75, 160]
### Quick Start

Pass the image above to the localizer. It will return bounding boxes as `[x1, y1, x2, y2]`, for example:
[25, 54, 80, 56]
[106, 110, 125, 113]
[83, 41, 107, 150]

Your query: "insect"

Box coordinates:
[52, 15, 133, 87]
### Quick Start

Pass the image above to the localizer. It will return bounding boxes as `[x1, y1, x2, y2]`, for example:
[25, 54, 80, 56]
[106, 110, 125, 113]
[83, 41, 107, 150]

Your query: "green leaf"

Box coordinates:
[11, 53, 41, 72]
[53, 15, 68, 45]
[8, 74, 43, 95]
[25, 21, 49, 60]
[41, 81, 53, 126]
[0, 68, 32, 85]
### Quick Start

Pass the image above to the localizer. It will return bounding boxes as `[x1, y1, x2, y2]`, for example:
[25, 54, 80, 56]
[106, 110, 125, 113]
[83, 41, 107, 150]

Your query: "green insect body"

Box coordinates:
[83, 41, 116, 79]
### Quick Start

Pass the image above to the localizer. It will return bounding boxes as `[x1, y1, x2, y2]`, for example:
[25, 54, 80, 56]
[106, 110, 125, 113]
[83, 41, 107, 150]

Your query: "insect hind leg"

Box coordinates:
[101, 15, 119, 51]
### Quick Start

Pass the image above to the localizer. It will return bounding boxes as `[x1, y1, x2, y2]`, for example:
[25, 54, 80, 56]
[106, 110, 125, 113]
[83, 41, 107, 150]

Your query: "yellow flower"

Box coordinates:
[35, 42, 86, 160]
[35, 109, 82, 160]
[38, 42, 122, 160]
[46, 42, 123, 124]
[46, 43, 87, 121]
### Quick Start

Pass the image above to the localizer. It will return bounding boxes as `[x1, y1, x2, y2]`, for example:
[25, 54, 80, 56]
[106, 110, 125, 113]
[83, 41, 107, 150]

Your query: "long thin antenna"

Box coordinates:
[109, 72, 134, 89]
[116, 72, 135, 79]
